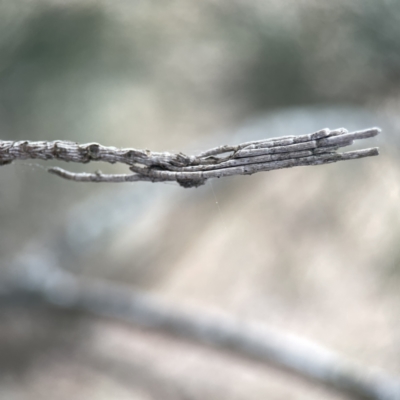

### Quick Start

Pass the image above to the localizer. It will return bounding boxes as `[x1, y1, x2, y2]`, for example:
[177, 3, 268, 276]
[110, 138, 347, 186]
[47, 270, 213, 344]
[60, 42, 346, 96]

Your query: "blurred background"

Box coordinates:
[0, 0, 399, 399]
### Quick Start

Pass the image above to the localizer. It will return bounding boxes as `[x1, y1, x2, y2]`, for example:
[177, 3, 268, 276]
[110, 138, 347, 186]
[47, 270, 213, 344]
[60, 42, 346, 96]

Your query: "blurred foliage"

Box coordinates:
[0, 1, 400, 142]
[345, 0, 400, 90]
[0, 5, 137, 141]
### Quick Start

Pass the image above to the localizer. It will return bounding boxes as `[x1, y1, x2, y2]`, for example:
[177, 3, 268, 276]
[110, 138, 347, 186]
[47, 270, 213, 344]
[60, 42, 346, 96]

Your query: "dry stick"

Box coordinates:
[0, 127, 381, 188]
[48, 148, 379, 186]
[3, 263, 400, 400]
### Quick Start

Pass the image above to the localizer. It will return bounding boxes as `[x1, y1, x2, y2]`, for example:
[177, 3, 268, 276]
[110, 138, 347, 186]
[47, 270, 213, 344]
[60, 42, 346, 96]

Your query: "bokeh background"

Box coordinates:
[0, 1, 399, 399]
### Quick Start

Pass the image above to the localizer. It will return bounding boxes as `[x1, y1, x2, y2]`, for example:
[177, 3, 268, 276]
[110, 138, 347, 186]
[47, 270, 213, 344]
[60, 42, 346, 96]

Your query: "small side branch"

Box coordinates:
[0, 127, 381, 188]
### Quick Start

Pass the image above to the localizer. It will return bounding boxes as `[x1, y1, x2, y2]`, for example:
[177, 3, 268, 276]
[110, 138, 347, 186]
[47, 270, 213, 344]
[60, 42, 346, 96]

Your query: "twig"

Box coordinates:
[0, 127, 380, 188]
[2, 261, 400, 400]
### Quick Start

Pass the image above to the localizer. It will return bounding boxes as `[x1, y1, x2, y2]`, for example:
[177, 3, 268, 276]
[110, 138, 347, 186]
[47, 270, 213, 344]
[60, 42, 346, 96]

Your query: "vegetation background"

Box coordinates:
[0, 1, 399, 399]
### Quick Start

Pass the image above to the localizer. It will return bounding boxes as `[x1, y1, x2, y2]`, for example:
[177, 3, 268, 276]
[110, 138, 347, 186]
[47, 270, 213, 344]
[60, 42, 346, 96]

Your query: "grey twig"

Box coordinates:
[0, 127, 380, 187]
[2, 262, 400, 400]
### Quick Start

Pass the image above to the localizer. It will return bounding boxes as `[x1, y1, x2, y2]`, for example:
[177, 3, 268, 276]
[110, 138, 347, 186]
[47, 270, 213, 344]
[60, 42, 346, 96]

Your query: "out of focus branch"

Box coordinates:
[1, 259, 399, 400]
[0, 127, 380, 187]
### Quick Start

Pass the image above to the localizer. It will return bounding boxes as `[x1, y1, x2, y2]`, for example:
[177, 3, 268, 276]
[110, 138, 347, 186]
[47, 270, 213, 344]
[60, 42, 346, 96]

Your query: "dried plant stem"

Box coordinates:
[0, 127, 380, 187]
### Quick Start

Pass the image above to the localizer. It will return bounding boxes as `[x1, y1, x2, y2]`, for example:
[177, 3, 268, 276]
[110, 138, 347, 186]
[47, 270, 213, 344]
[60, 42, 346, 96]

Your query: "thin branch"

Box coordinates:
[2, 261, 400, 400]
[0, 127, 381, 188]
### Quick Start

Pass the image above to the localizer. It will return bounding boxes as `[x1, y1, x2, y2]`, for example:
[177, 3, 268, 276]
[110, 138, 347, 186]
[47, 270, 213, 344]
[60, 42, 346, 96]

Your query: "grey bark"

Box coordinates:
[0, 127, 380, 187]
